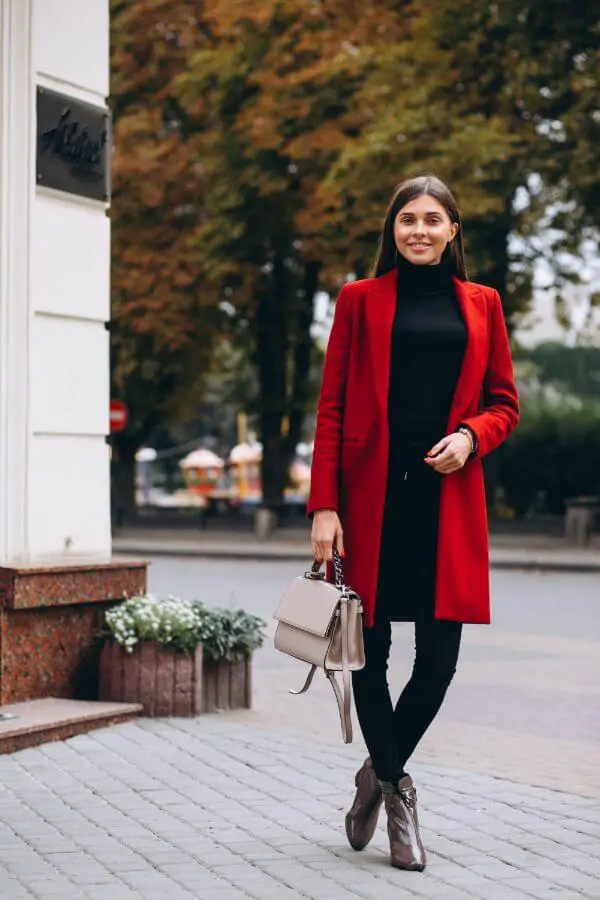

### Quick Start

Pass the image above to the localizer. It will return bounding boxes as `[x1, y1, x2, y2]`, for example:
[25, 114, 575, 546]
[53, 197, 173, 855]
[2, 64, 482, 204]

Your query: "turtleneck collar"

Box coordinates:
[396, 253, 453, 294]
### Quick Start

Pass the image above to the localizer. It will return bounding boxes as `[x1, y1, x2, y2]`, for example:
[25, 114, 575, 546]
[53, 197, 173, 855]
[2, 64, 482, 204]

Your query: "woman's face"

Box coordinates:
[393, 194, 459, 266]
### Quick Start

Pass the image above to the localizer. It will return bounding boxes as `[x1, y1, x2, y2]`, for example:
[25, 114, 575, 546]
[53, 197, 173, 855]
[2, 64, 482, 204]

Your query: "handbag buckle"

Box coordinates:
[304, 569, 326, 581]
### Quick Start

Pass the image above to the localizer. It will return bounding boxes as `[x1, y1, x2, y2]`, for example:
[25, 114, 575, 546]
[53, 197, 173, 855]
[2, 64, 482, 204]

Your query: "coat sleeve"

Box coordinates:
[307, 284, 353, 516]
[460, 290, 519, 457]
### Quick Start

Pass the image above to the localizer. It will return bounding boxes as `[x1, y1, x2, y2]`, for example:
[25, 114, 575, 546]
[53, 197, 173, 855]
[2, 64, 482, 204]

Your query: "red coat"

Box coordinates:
[307, 269, 519, 627]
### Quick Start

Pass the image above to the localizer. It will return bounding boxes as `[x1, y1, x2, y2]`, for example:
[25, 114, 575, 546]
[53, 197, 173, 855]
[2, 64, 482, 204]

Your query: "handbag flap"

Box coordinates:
[274, 576, 340, 638]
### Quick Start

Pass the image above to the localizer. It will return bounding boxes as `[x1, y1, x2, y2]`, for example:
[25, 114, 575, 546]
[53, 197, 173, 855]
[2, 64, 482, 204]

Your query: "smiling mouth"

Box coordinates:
[409, 243, 431, 249]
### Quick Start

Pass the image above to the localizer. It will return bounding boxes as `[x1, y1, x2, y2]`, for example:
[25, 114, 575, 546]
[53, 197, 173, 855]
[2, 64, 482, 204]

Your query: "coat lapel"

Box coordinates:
[366, 268, 397, 414]
[448, 278, 488, 428]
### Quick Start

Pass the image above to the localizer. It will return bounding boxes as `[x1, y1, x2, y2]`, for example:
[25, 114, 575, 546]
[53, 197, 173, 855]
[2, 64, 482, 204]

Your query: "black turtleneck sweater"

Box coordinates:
[378, 257, 467, 619]
[388, 256, 467, 459]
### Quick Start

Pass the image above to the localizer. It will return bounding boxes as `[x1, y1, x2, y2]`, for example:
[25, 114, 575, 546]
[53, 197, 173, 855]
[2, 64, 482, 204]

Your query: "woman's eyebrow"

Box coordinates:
[399, 211, 443, 217]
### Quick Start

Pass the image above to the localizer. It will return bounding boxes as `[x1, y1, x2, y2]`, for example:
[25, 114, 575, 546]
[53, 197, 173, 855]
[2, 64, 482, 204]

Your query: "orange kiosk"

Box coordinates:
[229, 441, 262, 501]
[179, 448, 225, 498]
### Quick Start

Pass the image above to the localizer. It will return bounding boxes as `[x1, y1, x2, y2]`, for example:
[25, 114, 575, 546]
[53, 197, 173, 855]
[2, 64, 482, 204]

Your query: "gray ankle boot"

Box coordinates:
[379, 775, 426, 871]
[345, 758, 383, 851]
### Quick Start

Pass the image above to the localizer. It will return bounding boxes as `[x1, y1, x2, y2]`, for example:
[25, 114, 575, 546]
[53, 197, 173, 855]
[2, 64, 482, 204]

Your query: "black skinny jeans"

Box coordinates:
[352, 615, 462, 783]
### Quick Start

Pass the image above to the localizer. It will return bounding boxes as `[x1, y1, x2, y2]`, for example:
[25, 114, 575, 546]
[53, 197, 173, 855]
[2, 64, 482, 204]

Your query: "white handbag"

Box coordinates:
[273, 551, 365, 743]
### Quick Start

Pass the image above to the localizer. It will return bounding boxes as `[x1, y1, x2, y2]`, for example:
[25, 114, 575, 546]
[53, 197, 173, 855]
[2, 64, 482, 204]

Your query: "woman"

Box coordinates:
[307, 173, 519, 871]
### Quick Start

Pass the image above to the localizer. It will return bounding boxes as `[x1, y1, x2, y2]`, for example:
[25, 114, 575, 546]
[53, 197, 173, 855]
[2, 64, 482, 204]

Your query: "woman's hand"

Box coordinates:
[311, 509, 344, 563]
[424, 432, 472, 475]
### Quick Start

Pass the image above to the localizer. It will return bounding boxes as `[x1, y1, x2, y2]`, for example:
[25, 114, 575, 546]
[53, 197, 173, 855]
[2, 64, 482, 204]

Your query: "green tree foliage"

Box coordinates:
[518, 342, 600, 403]
[315, 0, 599, 313]
[500, 1, 599, 231]
[496, 402, 600, 516]
[498, 341, 600, 517]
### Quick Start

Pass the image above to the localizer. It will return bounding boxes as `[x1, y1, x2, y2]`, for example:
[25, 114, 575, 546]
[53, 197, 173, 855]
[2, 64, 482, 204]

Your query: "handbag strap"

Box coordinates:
[325, 595, 353, 743]
[311, 550, 344, 588]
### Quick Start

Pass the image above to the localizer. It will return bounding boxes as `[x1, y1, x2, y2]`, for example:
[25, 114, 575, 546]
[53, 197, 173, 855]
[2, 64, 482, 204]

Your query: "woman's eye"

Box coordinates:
[399, 217, 443, 225]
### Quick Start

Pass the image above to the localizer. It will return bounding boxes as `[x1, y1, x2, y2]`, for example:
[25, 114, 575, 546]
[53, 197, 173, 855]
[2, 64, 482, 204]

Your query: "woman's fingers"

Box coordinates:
[319, 541, 333, 561]
[425, 443, 466, 474]
[311, 532, 330, 561]
[427, 435, 452, 458]
[311, 530, 341, 561]
[335, 524, 345, 557]
[426, 459, 460, 474]
[425, 433, 471, 475]
[311, 511, 344, 563]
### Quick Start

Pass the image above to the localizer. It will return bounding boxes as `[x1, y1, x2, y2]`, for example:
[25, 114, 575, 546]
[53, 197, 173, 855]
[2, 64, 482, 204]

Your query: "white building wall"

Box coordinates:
[33, 0, 108, 101]
[0, 0, 111, 561]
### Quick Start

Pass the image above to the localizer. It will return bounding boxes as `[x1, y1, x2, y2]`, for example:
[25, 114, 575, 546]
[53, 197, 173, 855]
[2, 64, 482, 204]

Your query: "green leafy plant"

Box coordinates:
[103, 594, 266, 660]
[192, 604, 266, 662]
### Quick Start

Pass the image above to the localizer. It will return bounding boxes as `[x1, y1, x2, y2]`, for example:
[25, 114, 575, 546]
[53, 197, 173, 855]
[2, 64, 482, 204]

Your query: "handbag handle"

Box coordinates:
[311, 549, 344, 588]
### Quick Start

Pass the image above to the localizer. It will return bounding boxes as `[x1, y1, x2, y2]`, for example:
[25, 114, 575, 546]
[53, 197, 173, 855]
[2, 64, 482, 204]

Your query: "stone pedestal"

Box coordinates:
[0, 1, 143, 724]
[0, 559, 146, 704]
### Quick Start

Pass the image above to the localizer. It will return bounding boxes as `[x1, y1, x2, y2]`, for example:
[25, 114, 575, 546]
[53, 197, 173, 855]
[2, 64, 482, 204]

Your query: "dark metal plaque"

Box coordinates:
[36, 86, 111, 202]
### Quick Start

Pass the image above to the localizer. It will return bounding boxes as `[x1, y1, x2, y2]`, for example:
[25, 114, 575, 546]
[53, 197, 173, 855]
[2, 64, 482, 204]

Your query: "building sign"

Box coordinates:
[36, 87, 111, 202]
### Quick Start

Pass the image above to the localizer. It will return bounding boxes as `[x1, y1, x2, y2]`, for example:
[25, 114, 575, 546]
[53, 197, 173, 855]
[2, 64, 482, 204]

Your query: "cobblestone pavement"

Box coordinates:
[1, 718, 599, 900]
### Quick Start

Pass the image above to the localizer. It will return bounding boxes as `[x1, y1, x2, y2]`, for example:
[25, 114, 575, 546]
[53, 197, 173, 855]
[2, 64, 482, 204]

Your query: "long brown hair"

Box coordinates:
[371, 173, 468, 280]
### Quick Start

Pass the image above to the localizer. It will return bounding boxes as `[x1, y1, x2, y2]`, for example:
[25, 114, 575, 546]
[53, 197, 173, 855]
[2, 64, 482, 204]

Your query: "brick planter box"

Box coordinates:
[98, 641, 252, 716]
[203, 656, 252, 713]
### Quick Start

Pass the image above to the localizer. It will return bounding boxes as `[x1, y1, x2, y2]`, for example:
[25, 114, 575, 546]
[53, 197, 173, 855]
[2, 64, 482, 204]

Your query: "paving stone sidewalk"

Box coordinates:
[0, 718, 599, 900]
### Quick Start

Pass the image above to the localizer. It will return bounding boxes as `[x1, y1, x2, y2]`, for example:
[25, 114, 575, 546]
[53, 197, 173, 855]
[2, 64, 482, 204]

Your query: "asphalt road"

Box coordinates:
[147, 556, 600, 641]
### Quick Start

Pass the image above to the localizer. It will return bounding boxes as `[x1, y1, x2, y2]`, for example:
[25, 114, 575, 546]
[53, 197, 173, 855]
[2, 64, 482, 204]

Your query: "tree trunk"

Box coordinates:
[255, 254, 289, 512]
[111, 434, 139, 528]
[285, 260, 319, 469]
[255, 257, 318, 515]
[472, 216, 516, 330]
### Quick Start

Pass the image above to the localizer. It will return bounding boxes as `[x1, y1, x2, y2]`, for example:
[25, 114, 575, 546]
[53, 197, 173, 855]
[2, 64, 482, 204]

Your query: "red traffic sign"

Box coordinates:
[110, 399, 128, 433]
